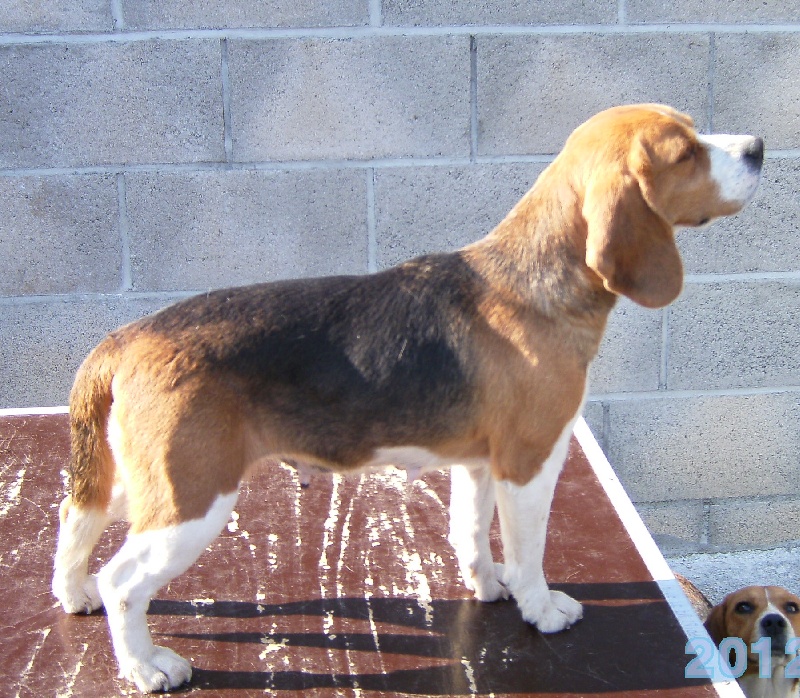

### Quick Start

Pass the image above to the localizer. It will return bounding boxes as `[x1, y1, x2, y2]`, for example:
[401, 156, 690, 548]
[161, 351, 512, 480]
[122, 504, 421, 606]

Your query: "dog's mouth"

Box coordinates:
[752, 635, 793, 657]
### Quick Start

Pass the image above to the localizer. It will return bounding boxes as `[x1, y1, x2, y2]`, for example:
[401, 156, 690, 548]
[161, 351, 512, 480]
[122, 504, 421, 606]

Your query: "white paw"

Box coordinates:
[517, 589, 583, 633]
[462, 562, 509, 602]
[53, 574, 103, 615]
[124, 646, 192, 693]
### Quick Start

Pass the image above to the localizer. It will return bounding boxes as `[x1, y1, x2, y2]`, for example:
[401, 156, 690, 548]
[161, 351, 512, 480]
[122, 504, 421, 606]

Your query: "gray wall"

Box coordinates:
[1, 2, 799, 555]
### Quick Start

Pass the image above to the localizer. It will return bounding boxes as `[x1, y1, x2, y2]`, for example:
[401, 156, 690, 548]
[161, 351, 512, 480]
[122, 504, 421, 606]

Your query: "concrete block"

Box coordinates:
[228, 37, 470, 162]
[124, 0, 366, 29]
[0, 175, 121, 296]
[677, 157, 800, 274]
[0, 296, 172, 408]
[590, 299, 663, 395]
[627, 0, 800, 23]
[709, 498, 800, 550]
[636, 500, 705, 555]
[606, 393, 800, 503]
[668, 282, 800, 391]
[0, 0, 111, 32]
[477, 34, 710, 155]
[383, 0, 615, 26]
[714, 34, 800, 150]
[0, 41, 224, 169]
[373, 163, 546, 269]
[125, 169, 367, 292]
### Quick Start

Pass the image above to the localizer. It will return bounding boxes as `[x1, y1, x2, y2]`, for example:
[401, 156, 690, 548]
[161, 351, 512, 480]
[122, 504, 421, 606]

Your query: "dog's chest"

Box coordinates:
[739, 670, 800, 698]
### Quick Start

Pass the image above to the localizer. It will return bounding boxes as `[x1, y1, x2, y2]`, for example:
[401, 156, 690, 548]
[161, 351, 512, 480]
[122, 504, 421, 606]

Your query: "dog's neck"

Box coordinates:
[739, 666, 799, 698]
[462, 173, 618, 362]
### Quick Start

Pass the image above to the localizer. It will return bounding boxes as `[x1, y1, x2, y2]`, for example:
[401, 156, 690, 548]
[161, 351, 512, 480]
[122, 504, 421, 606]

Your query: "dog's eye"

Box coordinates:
[786, 602, 799, 614]
[735, 601, 754, 614]
[677, 144, 697, 163]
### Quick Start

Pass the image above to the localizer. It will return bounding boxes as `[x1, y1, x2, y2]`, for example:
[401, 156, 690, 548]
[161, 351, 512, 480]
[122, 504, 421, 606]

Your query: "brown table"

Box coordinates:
[0, 410, 741, 697]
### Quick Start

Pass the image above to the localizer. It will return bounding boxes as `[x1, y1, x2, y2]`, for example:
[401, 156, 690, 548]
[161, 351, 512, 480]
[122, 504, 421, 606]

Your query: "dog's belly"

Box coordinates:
[289, 446, 488, 485]
[366, 446, 488, 480]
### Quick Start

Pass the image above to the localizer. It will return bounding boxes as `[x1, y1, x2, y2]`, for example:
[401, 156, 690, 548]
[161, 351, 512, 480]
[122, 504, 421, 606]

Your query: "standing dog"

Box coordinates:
[52, 104, 763, 693]
[706, 586, 800, 698]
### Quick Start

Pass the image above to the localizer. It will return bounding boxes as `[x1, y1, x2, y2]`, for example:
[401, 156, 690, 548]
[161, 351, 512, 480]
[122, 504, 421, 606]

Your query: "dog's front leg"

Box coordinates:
[448, 462, 508, 602]
[494, 423, 582, 633]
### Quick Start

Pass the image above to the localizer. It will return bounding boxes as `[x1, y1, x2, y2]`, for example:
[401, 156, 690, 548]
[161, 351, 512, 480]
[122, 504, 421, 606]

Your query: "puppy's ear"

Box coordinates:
[704, 602, 728, 646]
[583, 166, 683, 309]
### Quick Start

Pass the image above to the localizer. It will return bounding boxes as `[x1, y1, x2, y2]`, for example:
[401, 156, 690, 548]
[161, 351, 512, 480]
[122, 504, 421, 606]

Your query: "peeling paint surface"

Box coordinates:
[0, 414, 719, 697]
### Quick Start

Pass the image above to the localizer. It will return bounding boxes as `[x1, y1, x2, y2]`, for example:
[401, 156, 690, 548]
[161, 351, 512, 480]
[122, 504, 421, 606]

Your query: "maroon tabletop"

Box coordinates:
[0, 412, 726, 697]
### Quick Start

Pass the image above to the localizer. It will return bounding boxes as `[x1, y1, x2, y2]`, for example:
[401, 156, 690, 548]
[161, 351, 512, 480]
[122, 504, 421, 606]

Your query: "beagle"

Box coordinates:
[52, 104, 763, 693]
[705, 586, 800, 698]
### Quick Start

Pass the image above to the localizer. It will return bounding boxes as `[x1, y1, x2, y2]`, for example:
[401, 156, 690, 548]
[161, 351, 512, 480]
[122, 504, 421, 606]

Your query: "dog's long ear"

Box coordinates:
[703, 602, 727, 646]
[583, 166, 683, 309]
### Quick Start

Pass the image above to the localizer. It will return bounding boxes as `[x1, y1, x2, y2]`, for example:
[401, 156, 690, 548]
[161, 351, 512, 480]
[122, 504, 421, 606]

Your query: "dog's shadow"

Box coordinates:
[150, 582, 706, 694]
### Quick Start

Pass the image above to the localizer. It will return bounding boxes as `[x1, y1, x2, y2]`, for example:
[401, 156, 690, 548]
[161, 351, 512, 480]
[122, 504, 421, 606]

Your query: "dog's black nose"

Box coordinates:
[744, 137, 765, 170]
[761, 613, 787, 638]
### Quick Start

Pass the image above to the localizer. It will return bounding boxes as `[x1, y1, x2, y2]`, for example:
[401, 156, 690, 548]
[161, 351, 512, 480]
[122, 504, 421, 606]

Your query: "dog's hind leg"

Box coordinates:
[53, 483, 128, 614]
[52, 499, 109, 614]
[448, 462, 508, 602]
[494, 419, 583, 633]
[97, 490, 238, 693]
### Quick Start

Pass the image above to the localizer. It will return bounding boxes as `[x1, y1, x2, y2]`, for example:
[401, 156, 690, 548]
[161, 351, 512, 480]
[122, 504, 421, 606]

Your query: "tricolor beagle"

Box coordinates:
[706, 586, 800, 698]
[52, 104, 763, 693]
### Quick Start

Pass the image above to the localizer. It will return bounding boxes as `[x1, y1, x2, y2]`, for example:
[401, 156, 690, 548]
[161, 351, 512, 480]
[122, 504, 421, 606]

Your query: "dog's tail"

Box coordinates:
[65, 335, 120, 516]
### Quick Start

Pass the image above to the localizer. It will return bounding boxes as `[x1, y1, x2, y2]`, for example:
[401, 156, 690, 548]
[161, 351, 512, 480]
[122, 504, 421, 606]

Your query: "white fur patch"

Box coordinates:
[761, 588, 797, 648]
[97, 491, 238, 693]
[741, 591, 798, 698]
[448, 461, 505, 602]
[698, 133, 762, 206]
[443, 409, 585, 633]
[364, 446, 486, 481]
[493, 417, 583, 633]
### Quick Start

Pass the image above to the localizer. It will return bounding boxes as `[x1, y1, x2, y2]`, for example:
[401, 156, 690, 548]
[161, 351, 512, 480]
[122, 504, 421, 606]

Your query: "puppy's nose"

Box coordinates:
[744, 137, 764, 170]
[761, 613, 787, 638]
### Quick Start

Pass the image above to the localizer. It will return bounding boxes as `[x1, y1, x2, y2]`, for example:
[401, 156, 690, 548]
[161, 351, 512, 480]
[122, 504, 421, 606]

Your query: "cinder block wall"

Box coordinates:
[1, 2, 799, 556]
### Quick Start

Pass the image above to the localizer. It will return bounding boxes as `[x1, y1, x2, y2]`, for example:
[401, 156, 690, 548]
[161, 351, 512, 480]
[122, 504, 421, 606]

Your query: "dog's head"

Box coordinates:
[705, 586, 800, 662]
[563, 104, 763, 309]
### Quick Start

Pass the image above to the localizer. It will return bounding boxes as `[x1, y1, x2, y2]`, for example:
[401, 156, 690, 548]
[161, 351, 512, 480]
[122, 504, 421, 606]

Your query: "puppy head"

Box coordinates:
[572, 104, 763, 309]
[705, 586, 800, 660]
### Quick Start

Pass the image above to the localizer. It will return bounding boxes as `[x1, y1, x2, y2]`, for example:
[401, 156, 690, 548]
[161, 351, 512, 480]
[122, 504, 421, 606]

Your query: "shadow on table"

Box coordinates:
[150, 581, 705, 694]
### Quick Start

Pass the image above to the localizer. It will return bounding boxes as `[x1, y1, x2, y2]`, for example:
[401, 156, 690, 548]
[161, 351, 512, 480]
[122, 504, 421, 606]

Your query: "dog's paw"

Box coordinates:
[472, 573, 510, 603]
[517, 589, 583, 633]
[462, 562, 509, 602]
[124, 646, 192, 694]
[53, 574, 103, 615]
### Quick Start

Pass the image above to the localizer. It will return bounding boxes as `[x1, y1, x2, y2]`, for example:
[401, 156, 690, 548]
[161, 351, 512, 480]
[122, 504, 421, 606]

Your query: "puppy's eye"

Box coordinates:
[677, 144, 697, 163]
[786, 602, 799, 614]
[735, 601, 754, 614]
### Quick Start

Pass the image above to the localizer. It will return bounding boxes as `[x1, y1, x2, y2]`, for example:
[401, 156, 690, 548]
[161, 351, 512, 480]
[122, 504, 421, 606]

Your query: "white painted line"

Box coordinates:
[573, 417, 745, 697]
[0, 406, 69, 416]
